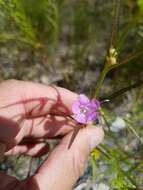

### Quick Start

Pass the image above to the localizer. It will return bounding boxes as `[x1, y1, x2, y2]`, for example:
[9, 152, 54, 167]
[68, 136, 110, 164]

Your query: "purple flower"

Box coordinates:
[72, 94, 100, 124]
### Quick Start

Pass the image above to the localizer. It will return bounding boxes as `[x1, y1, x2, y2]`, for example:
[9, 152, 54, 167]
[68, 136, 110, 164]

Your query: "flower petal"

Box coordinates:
[86, 112, 98, 122]
[78, 94, 90, 104]
[90, 99, 100, 109]
[74, 113, 87, 124]
[72, 101, 80, 114]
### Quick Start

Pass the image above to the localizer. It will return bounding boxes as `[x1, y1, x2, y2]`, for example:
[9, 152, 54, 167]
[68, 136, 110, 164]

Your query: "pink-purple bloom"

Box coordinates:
[72, 94, 100, 124]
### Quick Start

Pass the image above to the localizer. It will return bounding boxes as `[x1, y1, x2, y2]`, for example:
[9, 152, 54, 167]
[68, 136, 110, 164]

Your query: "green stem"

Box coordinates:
[94, 64, 109, 98]
[91, 157, 96, 181]
[124, 118, 143, 144]
[102, 80, 143, 101]
[96, 147, 137, 187]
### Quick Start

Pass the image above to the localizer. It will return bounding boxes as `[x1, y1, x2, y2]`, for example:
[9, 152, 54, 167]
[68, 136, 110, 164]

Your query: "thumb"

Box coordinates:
[30, 125, 104, 190]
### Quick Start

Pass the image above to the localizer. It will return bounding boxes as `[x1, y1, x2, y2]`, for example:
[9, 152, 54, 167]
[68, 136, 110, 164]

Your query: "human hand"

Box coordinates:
[0, 80, 104, 190]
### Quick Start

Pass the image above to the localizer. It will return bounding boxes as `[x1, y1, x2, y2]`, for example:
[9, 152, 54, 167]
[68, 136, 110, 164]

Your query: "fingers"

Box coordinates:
[0, 114, 76, 153]
[1, 114, 76, 156]
[0, 116, 20, 151]
[5, 142, 49, 157]
[22, 115, 76, 139]
[4, 115, 76, 156]
[0, 172, 20, 190]
[0, 80, 77, 152]
[30, 125, 104, 190]
[0, 80, 78, 119]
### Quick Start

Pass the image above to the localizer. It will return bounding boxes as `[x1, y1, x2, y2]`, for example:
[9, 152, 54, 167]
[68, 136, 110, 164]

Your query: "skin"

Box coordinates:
[0, 80, 104, 190]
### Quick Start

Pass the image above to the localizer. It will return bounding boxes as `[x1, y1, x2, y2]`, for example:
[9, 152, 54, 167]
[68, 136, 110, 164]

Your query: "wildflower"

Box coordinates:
[72, 94, 100, 124]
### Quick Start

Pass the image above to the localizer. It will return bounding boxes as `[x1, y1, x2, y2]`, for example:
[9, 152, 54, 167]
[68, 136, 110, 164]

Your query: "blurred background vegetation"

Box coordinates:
[0, 0, 143, 189]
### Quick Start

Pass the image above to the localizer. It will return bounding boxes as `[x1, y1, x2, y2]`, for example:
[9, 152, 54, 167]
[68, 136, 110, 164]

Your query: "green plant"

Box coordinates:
[0, 0, 59, 51]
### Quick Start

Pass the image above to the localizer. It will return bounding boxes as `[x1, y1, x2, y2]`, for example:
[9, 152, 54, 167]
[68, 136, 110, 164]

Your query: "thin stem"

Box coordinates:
[93, 0, 121, 98]
[96, 145, 110, 159]
[68, 127, 80, 149]
[100, 112, 111, 131]
[109, 50, 143, 70]
[95, 146, 137, 187]
[94, 50, 143, 99]
[110, 0, 120, 48]
[94, 64, 109, 98]
[101, 80, 143, 101]
[91, 157, 96, 181]
[124, 118, 143, 144]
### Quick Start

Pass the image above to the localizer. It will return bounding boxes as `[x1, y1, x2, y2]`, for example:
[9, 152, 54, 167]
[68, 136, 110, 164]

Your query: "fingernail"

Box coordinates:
[89, 127, 104, 151]
[0, 142, 6, 157]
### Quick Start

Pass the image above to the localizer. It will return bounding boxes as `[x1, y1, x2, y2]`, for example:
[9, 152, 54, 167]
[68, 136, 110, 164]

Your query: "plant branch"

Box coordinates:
[101, 80, 143, 101]
[94, 64, 109, 98]
[109, 50, 143, 70]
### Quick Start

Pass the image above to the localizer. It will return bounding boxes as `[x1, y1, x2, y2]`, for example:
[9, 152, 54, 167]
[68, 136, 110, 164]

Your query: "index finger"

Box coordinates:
[0, 80, 78, 119]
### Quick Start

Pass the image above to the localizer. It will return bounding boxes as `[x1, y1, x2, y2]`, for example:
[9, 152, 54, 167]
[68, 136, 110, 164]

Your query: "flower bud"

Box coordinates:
[107, 47, 118, 65]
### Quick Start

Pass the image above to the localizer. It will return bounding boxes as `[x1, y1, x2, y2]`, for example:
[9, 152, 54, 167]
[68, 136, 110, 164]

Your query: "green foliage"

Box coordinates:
[0, 0, 59, 50]
[111, 174, 136, 190]
[95, 146, 138, 190]
[71, 0, 93, 44]
[108, 149, 136, 190]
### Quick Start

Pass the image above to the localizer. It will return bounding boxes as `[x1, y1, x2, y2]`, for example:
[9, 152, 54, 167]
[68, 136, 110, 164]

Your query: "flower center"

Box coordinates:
[79, 105, 89, 114]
